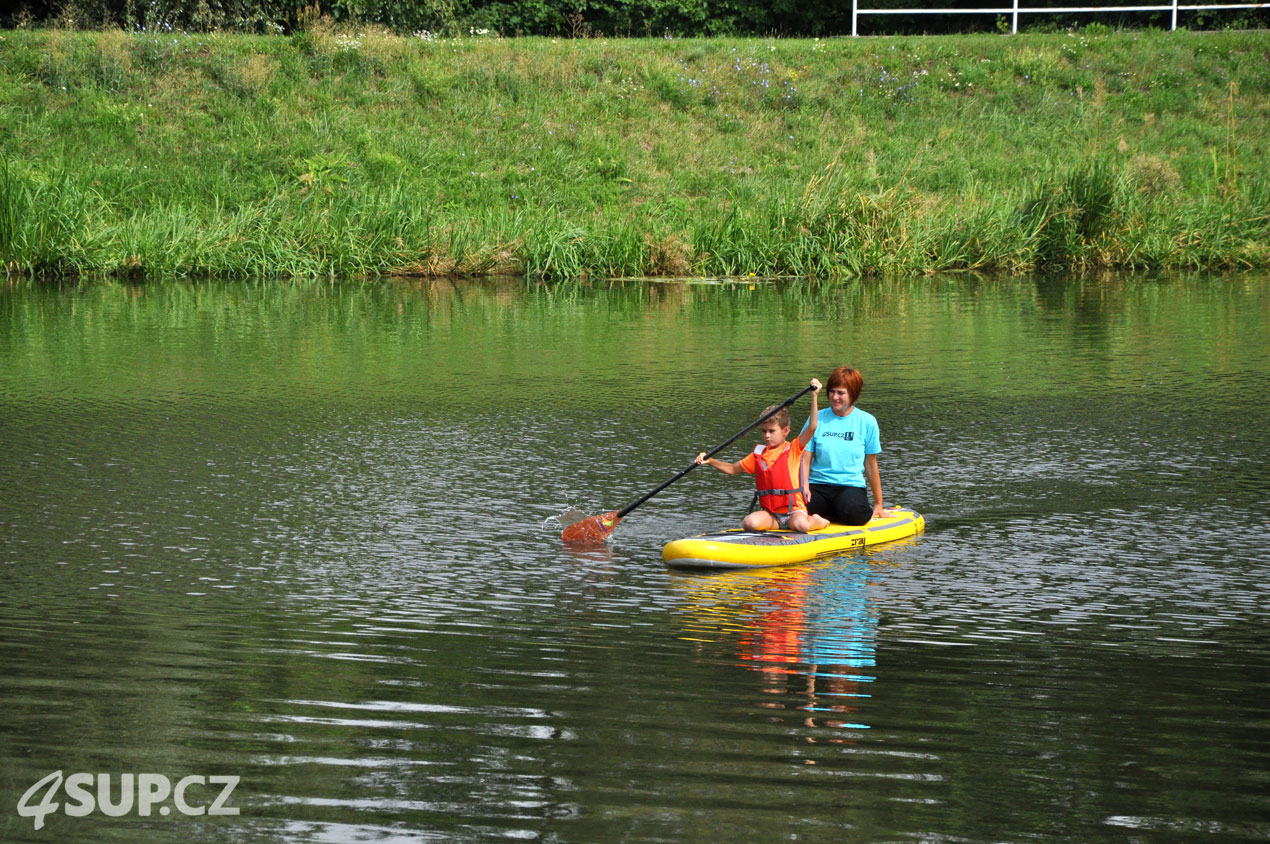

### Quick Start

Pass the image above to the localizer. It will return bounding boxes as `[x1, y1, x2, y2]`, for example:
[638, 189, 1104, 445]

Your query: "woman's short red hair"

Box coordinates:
[827, 366, 864, 405]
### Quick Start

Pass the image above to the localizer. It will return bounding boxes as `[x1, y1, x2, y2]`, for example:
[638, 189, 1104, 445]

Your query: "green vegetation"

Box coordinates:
[1, 26, 1268, 279]
[8, 0, 1267, 37]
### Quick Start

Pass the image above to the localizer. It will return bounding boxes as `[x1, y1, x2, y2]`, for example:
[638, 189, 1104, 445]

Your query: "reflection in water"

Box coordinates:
[674, 544, 921, 737]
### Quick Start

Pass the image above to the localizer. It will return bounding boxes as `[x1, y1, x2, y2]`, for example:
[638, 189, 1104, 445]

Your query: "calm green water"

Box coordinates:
[1, 275, 1268, 844]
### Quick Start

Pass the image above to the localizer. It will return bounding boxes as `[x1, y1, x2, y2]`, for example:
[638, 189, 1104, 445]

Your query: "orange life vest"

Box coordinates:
[752, 443, 805, 515]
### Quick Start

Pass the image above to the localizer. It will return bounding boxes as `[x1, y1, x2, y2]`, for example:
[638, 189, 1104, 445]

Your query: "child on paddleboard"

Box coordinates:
[695, 378, 830, 533]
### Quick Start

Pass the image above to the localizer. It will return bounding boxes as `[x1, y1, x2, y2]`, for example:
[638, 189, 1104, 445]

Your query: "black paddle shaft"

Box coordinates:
[614, 385, 815, 520]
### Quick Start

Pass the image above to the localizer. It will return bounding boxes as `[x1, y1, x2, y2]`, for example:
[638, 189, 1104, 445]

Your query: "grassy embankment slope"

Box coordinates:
[1, 26, 1267, 279]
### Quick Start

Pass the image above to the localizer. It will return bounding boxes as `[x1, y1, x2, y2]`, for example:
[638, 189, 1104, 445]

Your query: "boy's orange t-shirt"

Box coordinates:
[738, 439, 808, 512]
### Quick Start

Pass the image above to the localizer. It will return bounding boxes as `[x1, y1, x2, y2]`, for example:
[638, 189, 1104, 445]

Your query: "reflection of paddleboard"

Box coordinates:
[662, 507, 924, 570]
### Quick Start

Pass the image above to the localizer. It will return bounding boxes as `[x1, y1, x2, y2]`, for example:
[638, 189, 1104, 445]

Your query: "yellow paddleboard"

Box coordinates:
[662, 507, 925, 570]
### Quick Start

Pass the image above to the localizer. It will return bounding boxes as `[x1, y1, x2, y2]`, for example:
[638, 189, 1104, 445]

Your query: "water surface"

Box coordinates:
[1, 274, 1267, 843]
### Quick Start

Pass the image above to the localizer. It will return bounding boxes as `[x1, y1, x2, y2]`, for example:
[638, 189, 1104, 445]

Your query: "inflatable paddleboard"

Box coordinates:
[662, 507, 924, 570]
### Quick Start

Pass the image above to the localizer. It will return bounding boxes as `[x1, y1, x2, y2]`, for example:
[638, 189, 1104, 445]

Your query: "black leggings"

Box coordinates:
[807, 484, 872, 526]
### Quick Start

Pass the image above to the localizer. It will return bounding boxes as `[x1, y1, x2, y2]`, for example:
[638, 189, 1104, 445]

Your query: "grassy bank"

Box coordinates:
[1, 26, 1268, 279]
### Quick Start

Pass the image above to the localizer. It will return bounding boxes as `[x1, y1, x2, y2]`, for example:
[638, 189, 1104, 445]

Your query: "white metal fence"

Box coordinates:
[851, 0, 1270, 34]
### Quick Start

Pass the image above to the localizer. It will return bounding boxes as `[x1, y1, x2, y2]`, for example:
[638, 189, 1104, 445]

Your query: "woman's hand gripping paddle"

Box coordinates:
[561, 385, 816, 544]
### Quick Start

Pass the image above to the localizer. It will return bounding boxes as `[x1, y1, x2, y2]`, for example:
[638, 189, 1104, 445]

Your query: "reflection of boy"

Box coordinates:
[696, 379, 830, 532]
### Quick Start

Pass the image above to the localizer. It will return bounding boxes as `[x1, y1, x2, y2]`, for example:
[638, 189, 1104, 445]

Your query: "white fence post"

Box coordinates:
[1172, 0, 1179, 27]
[1013, 0, 1020, 32]
[853, 0, 859, 36]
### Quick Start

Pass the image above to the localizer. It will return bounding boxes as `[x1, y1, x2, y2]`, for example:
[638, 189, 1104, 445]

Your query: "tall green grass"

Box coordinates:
[1, 26, 1267, 279]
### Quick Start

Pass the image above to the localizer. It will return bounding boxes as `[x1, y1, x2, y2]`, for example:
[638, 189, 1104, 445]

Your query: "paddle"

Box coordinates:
[561, 385, 816, 544]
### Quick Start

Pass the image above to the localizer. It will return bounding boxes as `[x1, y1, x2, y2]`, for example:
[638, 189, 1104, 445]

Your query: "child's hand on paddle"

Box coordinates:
[694, 452, 708, 465]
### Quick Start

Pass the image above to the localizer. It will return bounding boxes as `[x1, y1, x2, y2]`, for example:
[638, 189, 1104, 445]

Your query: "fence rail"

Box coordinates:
[851, 0, 1270, 33]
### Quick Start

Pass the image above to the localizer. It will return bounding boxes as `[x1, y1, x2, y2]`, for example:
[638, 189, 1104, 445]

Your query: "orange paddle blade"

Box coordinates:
[561, 511, 621, 544]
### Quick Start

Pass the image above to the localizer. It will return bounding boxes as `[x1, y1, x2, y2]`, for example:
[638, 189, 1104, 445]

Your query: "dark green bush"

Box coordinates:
[8, 0, 1265, 35]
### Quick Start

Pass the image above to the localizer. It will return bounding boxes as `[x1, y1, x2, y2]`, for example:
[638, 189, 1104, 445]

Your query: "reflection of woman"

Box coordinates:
[800, 366, 885, 526]
[802, 561, 875, 734]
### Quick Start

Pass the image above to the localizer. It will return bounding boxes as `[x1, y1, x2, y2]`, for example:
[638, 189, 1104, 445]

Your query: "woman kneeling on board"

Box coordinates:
[800, 366, 887, 526]
[695, 378, 830, 533]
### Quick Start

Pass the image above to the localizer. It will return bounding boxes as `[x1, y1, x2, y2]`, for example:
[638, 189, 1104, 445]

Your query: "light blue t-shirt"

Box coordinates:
[803, 407, 881, 488]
